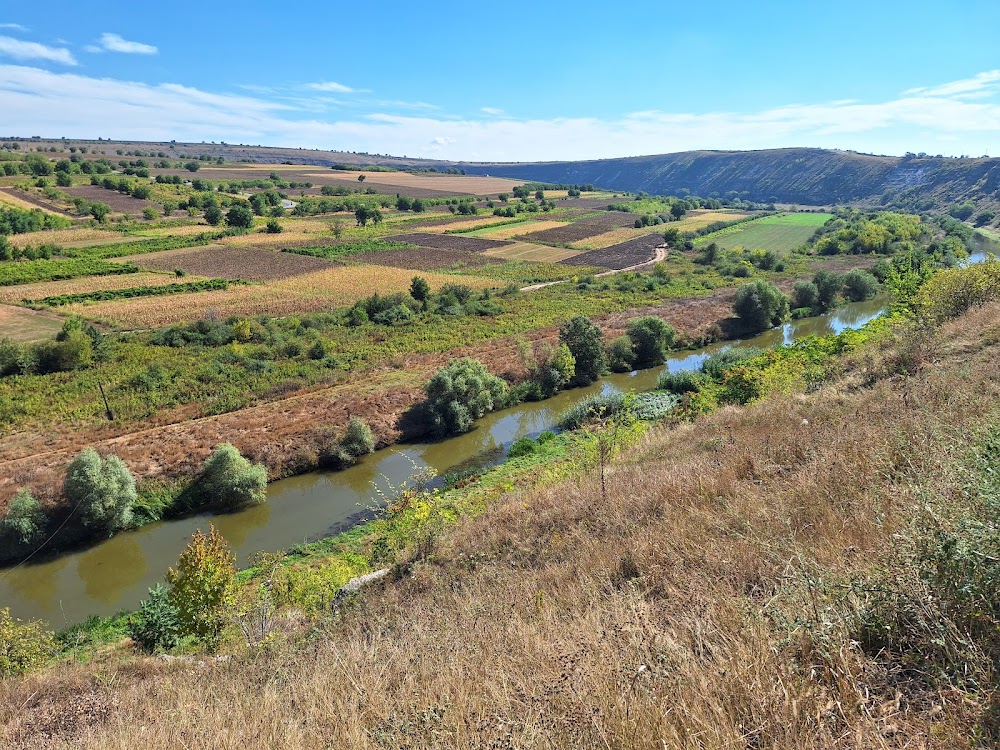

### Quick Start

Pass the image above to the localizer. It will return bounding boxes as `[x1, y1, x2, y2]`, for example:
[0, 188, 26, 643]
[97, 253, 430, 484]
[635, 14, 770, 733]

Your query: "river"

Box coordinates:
[1, 237, 995, 626]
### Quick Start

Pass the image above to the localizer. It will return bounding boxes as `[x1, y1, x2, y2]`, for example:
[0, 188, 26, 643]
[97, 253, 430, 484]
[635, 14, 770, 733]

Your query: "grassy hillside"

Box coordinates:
[3, 272, 999, 747]
[462, 148, 1000, 216]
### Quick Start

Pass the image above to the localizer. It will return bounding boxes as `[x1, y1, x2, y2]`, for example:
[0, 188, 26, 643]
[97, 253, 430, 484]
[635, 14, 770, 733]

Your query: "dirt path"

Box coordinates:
[519, 244, 667, 291]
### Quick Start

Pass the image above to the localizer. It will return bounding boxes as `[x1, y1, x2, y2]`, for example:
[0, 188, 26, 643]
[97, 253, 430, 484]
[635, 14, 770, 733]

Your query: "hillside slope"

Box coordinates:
[462, 148, 1000, 211]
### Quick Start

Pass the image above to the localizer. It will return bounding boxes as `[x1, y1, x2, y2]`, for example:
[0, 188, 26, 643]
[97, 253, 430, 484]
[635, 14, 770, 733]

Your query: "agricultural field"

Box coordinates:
[0, 304, 65, 341]
[0, 188, 66, 214]
[7, 227, 124, 249]
[347, 247, 502, 272]
[672, 209, 756, 232]
[114, 246, 337, 281]
[513, 213, 637, 246]
[420, 216, 523, 234]
[561, 233, 664, 270]
[386, 232, 514, 252]
[483, 241, 582, 263]
[568, 225, 659, 250]
[468, 219, 564, 239]
[0, 271, 207, 304]
[301, 170, 524, 196]
[63, 185, 155, 214]
[695, 212, 833, 252]
[63, 265, 500, 327]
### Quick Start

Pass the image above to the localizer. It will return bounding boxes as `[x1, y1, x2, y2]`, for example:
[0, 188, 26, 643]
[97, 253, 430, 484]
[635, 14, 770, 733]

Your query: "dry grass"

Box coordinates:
[0, 272, 204, 303]
[568, 225, 657, 250]
[0, 304, 64, 341]
[0, 189, 65, 214]
[7, 228, 122, 249]
[475, 219, 568, 240]
[63, 265, 499, 327]
[484, 241, 581, 262]
[4, 305, 999, 748]
[673, 209, 755, 232]
[301, 171, 523, 195]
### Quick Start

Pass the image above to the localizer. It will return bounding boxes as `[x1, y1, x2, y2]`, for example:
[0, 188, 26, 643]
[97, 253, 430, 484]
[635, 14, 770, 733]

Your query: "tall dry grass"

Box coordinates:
[2, 303, 999, 749]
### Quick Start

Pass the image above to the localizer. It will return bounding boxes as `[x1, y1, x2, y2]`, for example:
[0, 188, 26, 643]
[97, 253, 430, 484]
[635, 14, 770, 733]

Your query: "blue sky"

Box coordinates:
[1, 1, 999, 160]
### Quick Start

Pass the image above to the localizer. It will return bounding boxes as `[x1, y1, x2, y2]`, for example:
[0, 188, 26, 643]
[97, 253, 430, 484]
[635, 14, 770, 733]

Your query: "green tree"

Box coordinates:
[548, 342, 576, 391]
[410, 275, 430, 302]
[559, 316, 605, 386]
[225, 204, 254, 229]
[341, 417, 376, 458]
[63, 449, 136, 535]
[792, 280, 819, 310]
[187, 443, 267, 511]
[0, 488, 46, 557]
[203, 204, 223, 225]
[265, 218, 282, 234]
[606, 335, 636, 372]
[733, 279, 789, 333]
[423, 358, 508, 437]
[128, 583, 181, 653]
[90, 202, 110, 223]
[842, 269, 879, 302]
[813, 270, 844, 311]
[166, 525, 236, 648]
[626, 316, 676, 367]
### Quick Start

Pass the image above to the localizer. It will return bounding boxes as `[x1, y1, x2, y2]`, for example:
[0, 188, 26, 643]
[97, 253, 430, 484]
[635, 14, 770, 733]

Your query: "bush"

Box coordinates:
[702, 346, 765, 380]
[128, 583, 181, 653]
[813, 270, 843, 311]
[626, 316, 676, 367]
[341, 417, 375, 458]
[264, 218, 282, 234]
[0, 488, 46, 558]
[225, 204, 254, 229]
[792, 280, 819, 310]
[606, 335, 636, 372]
[422, 358, 508, 437]
[63, 449, 136, 535]
[557, 392, 627, 430]
[183, 443, 267, 511]
[559, 316, 604, 386]
[167, 526, 236, 648]
[0, 608, 56, 677]
[656, 369, 706, 394]
[733, 279, 789, 333]
[842, 269, 880, 302]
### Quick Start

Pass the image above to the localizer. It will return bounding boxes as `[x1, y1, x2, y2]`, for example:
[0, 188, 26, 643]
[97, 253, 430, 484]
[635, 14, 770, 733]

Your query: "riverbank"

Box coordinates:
[4, 272, 999, 747]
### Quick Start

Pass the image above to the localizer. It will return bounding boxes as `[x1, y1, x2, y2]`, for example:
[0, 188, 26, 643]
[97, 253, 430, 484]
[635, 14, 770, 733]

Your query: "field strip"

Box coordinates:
[0, 272, 207, 304]
[0, 188, 67, 215]
[484, 242, 581, 262]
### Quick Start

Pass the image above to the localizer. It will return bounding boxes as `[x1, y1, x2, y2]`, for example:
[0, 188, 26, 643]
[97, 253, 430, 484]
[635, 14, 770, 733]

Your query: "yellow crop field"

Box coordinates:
[478, 220, 568, 240]
[65, 266, 499, 328]
[673, 210, 755, 232]
[8, 228, 123, 249]
[0, 189, 67, 215]
[0, 272, 207, 304]
[484, 242, 581, 262]
[139, 224, 217, 237]
[421, 216, 524, 234]
[568, 226, 655, 250]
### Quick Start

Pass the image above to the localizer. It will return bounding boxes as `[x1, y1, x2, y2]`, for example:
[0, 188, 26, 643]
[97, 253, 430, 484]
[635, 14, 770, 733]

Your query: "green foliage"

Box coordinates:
[0, 258, 139, 287]
[0, 488, 46, 557]
[914, 257, 1000, 323]
[203, 205, 223, 225]
[283, 239, 412, 261]
[128, 583, 181, 653]
[264, 218, 283, 234]
[0, 608, 56, 677]
[0, 206, 70, 235]
[557, 391, 628, 430]
[656, 369, 707, 395]
[34, 278, 236, 307]
[341, 417, 376, 458]
[166, 526, 236, 648]
[792, 280, 819, 310]
[733, 279, 789, 333]
[842, 269, 879, 302]
[813, 270, 844, 310]
[701, 346, 766, 380]
[422, 358, 509, 437]
[626, 316, 676, 367]
[606, 335, 636, 373]
[225, 204, 254, 229]
[409, 275, 430, 302]
[559, 315, 604, 387]
[182, 443, 267, 512]
[63, 449, 136, 535]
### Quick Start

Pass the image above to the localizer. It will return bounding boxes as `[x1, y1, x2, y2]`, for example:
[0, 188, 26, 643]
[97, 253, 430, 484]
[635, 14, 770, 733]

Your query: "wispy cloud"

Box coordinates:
[0, 23, 27, 31]
[86, 32, 158, 55]
[1, 65, 998, 160]
[481, 107, 505, 116]
[306, 81, 357, 93]
[904, 70, 1000, 100]
[0, 36, 75, 65]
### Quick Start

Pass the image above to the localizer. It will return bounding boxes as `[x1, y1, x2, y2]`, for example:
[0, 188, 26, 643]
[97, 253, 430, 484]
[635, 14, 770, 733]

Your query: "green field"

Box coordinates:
[695, 212, 833, 253]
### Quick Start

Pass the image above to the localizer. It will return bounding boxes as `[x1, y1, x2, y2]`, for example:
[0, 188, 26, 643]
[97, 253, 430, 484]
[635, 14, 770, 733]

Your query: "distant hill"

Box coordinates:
[461, 148, 1000, 213]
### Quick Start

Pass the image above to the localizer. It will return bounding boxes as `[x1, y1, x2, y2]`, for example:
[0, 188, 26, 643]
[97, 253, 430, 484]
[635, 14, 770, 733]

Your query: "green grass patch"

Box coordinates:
[0, 258, 140, 286]
[282, 240, 415, 261]
[32, 278, 242, 307]
[695, 213, 832, 252]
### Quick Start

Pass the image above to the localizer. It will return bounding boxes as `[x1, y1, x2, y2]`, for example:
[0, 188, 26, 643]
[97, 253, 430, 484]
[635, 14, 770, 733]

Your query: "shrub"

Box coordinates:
[63, 449, 136, 535]
[702, 346, 765, 380]
[167, 525, 236, 648]
[183, 443, 267, 511]
[557, 392, 627, 430]
[813, 270, 843, 311]
[606, 335, 636, 372]
[559, 316, 604, 386]
[0, 488, 46, 557]
[0, 608, 56, 677]
[265, 218, 282, 233]
[792, 280, 819, 310]
[422, 358, 508, 437]
[128, 583, 181, 653]
[341, 417, 375, 458]
[842, 269, 879, 302]
[914, 257, 1000, 323]
[626, 316, 676, 367]
[656, 369, 706, 394]
[733, 280, 789, 333]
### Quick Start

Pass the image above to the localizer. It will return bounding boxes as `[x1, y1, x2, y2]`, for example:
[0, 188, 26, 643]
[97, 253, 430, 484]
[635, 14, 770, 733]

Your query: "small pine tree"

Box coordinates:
[167, 526, 236, 648]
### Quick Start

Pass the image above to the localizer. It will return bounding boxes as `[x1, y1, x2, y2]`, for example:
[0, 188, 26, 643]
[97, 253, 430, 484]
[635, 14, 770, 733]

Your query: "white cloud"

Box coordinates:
[0, 36, 75, 65]
[904, 70, 1000, 99]
[481, 107, 505, 116]
[0, 65, 998, 160]
[90, 32, 158, 55]
[0, 23, 27, 31]
[306, 81, 356, 93]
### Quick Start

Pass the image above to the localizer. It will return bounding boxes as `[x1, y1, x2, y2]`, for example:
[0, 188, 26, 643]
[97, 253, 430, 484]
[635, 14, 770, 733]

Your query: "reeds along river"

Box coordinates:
[1, 237, 995, 626]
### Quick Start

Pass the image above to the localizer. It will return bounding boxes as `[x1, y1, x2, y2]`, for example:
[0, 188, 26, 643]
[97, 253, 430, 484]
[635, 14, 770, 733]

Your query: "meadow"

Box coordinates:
[695, 211, 833, 252]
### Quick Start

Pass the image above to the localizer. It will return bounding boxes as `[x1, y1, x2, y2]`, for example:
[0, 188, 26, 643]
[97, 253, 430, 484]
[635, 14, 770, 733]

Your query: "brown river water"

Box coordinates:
[1, 237, 994, 626]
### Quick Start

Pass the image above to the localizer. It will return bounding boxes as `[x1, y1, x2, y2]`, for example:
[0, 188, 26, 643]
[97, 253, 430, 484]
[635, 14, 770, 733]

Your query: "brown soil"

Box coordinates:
[63, 186, 154, 214]
[349, 247, 503, 271]
[386, 233, 513, 252]
[516, 213, 637, 245]
[118, 246, 339, 281]
[561, 233, 664, 269]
